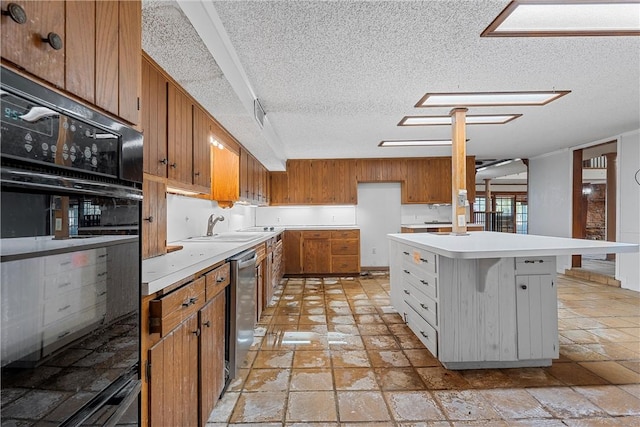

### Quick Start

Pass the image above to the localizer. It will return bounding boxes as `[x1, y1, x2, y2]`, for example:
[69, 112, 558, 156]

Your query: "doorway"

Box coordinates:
[356, 182, 402, 269]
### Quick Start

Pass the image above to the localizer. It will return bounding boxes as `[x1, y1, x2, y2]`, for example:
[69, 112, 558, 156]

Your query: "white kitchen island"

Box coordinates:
[388, 231, 638, 370]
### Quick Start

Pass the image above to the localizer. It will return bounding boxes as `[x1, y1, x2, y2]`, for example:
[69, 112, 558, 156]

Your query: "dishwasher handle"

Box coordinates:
[230, 249, 257, 269]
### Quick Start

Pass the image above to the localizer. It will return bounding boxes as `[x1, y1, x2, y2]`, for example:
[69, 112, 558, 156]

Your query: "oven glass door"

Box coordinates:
[1, 185, 140, 426]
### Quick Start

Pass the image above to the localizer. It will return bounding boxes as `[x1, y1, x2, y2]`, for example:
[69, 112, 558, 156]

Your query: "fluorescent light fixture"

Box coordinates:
[476, 158, 522, 171]
[378, 139, 456, 147]
[416, 91, 570, 107]
[482, 0, 640, 37]
[398, 114, 522, 126]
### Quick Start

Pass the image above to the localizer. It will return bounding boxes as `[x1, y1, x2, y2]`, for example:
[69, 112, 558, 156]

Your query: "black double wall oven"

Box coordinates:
[1, 67, 143, 426]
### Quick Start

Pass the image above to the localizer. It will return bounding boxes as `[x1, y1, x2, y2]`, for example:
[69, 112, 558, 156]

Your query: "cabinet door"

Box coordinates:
[239, 148, 249, 200]
[118, 0, 141, 125]
[199, 292, 225, 426]
[1, 0, 65, 88]
[148, 314, 199, 427]
[192, 106, 212, 191]
[212, 146, 239, 203]
[334, 159, 356, 204]
[167, 84, 193, 185]
[515, 274, 558, 360]
[142, 179, 167, 259]
[288, 160, 311, 204]
[269, 172, 289, 205]
[425, 158, 451, 203]
[403, 159, 427, 203]
[141, 56, 168, 177]
[65, 0, 95, 103]
[95, 0, 119, 116]
[283, 230, 302, 274]
[302, 238, 331, 274]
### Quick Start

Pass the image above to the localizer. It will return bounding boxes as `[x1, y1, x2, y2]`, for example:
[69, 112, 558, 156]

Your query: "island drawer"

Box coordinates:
[403, 284, 437, 327]
[205, 262, 230, 301]
[402, 266, 438, 300]
[405, 305, 438, 356]
[515, 256, 555, 275]
[149, 276, 206, 337]
[399, 245, 437, 274]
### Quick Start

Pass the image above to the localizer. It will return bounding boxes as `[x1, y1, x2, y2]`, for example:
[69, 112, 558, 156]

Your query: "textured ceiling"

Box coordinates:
[142, 0, 640, 173]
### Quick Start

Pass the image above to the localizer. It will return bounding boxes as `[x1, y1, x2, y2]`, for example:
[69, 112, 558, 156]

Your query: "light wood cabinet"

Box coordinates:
[239, 148, 269, 205]
[192, 106, 213, 192]
[142, 178, 167, 259]
[141, 56, 169, 177]
[288, 160, 312, 204]
[302, 231, 331, 274]
[269, 172, 289, 205]
[284, 229, 360, 275]
[167, 83, 194, 186]
[1, 0, 141, 124]
[283, 230, 302, 274]
[211, 145, 239, 204]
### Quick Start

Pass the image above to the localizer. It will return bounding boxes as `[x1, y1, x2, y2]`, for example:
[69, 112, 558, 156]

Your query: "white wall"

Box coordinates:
[357, 183, 402, 268]
[166, 194, 255, 243]
[256, 205, 356, 226]
[400, 204, 452, 224]
[616, 130, 640, 291]
[528, 149, 573, 272]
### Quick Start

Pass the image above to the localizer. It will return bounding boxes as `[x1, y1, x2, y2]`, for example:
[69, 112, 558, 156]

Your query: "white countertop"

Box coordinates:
[1, 235, 137, 262]
[267, 225, 359, 230]
[388, 231, 638, 259]
[401, 223, 482, 229]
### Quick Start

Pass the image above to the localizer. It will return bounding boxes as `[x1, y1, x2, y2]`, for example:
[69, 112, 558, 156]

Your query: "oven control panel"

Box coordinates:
[1, 91, 120, 178]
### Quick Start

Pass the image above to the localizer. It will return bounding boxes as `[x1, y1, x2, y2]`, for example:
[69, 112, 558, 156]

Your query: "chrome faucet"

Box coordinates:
[206, 214, 225, 236]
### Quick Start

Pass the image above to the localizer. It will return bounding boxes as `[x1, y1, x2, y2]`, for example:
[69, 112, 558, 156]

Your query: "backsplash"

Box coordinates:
[256, 206, 357, 226]
[400, 204, 454, 224]
[167, 194, 255, 243]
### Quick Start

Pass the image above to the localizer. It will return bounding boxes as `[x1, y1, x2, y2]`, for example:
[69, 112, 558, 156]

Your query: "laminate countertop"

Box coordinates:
[388, 231, 638, 259]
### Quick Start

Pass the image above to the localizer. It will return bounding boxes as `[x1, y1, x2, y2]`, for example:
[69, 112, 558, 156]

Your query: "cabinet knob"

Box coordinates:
[42, 32, 63, 50]
[403, 269, 410, 274]
[216, 276, 226, 283]
[402, 251, 410, 255]
[194, 171, 200, 177]
[144, 216, 154, 223]
[403, 289, 410, 295]
[170, 162, 177, 168]
[192, 329, 201, 337]
[520, 284, 528, 290]
[420, 331, 429, 339]
[2, 3, 27, 24]
[203, 321, 211, 328]
[159, 158, 168, 165]
[420, 303, 428, 310]
[420, 279, 429, 286]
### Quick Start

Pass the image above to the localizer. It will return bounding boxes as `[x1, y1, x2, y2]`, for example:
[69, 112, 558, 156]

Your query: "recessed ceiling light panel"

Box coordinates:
[415, 91, 570, 107]
[398, 114, 522, 126]
[482, 0, 640, 37]
[378, 139, 457, 147]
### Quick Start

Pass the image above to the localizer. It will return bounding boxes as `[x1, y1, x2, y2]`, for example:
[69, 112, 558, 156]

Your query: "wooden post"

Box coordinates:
[605, 153, 617, 261]
[451, 108, 468, 235]
[484, 178, 492, 230]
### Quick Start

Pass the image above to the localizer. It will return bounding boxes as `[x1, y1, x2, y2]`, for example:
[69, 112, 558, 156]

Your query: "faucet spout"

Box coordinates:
[206, 214, 225, 236]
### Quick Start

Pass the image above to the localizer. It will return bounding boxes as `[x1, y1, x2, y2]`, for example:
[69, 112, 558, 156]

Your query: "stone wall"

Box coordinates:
[585, 183, 606, 240]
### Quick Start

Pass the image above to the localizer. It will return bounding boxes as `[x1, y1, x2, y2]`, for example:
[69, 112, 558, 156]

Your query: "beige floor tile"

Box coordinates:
[384, 391, 445, 422]
[374, 367, 426, 391]
[560, 344, 609, 362]
[286, 391, 337, 422]
[243, 368, 290, 392]
[527, 386, 607, 418]
[362, 335, 400, 350]
[331, 350, 371, 368]
[357, 323, 391, 335]
[504, 420, 573, 427]
[478, 388, 552, 419]
[561, 416, 631, 426]
[333, 368, 378, 390]
[381, 313, 406, 324]
[582, 343, 639, 360]
[206, 391, 240, 423]
[337, 391, 391, 422]
[502, 367, 564, 387]
[592, 317, 638, 328]
[368, 350, 411, 367]
[403, 349, 441, 368]
[578, 361, 640, 384]
[616, 340, 640, 352]
[574, 385, 640, 416]
[619, 383, 640, 397]
[588, 328, 639, 343]
[229, 391, 287, 423]
[355, 314, 384, 324]
[289, 368, 333, 391]
[396, 333, 428, 350]
[396, 422, 452, 427]
[328, 333, 364, 350]
[450, 421, 511, 426]
[561, 330, 608, 344]
[227, 368, 249, 392]
[432, 390, 501, 421]
[352, 305, 378, 314]
[415, 367, 472, 390]
[327, 315, 356, 325]
[285, 423, 339, 427]
[326, 324, 359, 335]
[458, 369, 515, 389]
[252, 350, 294, 369]
[545, 362, 609, 386]
[292, 350, 331, 368]
[619, 360, 640, 373]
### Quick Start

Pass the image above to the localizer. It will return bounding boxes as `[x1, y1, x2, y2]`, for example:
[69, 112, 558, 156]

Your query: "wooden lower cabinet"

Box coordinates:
[199, 291, 225, 424]
[284, 229, 360, 275]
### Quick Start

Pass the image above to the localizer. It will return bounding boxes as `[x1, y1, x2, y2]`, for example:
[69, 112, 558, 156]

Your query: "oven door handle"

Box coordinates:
[1, 167, 142, 201]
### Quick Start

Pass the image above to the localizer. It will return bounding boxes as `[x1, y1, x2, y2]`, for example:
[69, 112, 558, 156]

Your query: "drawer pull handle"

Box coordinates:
[61, 261, 71, 266]
[216, 276, 226, 283]
[420, 279, 429, 286]
[98, 272, 107, 277]
[420, 258, 429, 263]
[57, 331, 71, 339]
[58, 304, 71, 312]
[2, 3, 27, 24]
[170, 162, 177, 169]
[520, 284, 528, 290]
[403, 269, 410, 274]
[403, 289, 410, 295]
[420, 331, 429, 338]
[98, 254, 107, 259]
[58, 282, 72, 288]
[159, 158, 168, 165]
[98, 291, 107, 296]
[203, 321, 211, 328]
[403, 251, 410, 255]
[144, 216, 154, 223]
[420, 303, 428, 310]
[524, 259, 544, 264]
[182, 297, 198, 307]
[193, 329, 201, 337]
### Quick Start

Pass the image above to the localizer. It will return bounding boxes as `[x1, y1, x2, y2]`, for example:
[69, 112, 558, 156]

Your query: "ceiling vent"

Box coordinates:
[254, 98, 265, 128]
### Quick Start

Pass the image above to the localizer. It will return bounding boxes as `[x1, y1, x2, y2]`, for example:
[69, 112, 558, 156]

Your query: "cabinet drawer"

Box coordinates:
[150, 276, 206, 337]
[331, 239, 358, 255]
[405, 306, 438, 356]
[331, 255, 360, 273]
[302, 230, 332, 239]
[515, 256, 555, 275]
[254, 242, 267, 264]
[44, 248, 107, 275]
[403, 283, 437, 328]
[399, 245, 437, 274]
[330, 229, 359, 239]
[402, 263, 438, 299]
[205, 263, 230, 301]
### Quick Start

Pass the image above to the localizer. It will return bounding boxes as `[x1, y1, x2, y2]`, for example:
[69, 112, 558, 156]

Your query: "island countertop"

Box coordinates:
[388, 231, 638, 259]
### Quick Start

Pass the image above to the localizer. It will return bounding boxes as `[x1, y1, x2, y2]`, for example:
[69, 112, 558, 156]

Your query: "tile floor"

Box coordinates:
[207, 273, 640, 426]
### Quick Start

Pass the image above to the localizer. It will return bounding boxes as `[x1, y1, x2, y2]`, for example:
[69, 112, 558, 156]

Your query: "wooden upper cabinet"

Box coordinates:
[192, 106, 212, 192]
[141, 55, 168, 177]
[211, 145, 239, 204]
[1, 0, 66, 88]
[288, 160, 312, 204]
[167, 83, 194, 185]
[142, 178, 167, 259]
[239, 148, 249, 200]
[95, 0, 119, 117]
[269, 172, 289, 205]
[65, 0, 95, 103]
[333, 159, 357, 204]
[118, 0, 141, 125]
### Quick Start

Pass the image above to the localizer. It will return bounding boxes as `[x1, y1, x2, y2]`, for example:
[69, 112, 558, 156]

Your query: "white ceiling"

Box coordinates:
[141, 1, 640, 172]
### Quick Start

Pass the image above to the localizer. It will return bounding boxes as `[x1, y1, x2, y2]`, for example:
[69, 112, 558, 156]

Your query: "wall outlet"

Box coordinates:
[277, 217, 280, 223]
[372, 247, 376, 254]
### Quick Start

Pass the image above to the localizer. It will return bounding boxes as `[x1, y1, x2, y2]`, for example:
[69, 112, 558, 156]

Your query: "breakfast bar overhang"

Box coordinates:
[388, 231, 638, 370]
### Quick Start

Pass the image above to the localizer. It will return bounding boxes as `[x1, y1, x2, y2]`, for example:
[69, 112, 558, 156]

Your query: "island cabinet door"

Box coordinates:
[515, 274, 558, 360]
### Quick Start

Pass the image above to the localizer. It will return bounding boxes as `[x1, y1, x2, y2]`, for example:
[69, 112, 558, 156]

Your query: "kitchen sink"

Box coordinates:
[186, 232, 264, 242]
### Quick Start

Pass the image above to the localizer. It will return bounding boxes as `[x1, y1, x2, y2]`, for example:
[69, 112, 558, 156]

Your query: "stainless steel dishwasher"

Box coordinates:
[227, 249, 257, 381]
